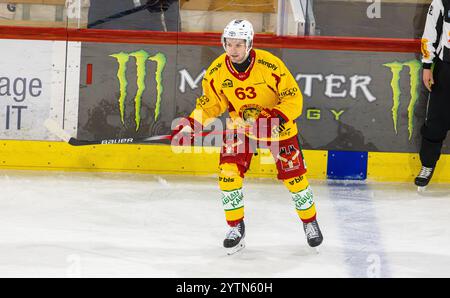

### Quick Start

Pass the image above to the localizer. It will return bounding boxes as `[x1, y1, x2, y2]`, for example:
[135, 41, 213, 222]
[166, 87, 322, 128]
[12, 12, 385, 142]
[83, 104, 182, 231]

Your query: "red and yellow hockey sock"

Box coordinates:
[219, 163, 244, 226]
[283, 175, 317, 223]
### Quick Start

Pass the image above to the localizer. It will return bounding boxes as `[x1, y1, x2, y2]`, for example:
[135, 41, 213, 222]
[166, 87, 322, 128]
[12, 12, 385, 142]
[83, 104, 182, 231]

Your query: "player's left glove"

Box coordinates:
[252, 109, 286, 139]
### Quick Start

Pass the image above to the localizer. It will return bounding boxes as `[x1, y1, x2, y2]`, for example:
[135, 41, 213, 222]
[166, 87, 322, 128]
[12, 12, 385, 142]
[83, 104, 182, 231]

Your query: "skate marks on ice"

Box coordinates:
[0, 172, 218, 277]
[6, 172, 450, 277]
[169, 242, 344, 278]
[326, 180, 391, 278]
[328, 180, 450, 277]
[0, 242, 176, 278]
[168, 180, 346, 278]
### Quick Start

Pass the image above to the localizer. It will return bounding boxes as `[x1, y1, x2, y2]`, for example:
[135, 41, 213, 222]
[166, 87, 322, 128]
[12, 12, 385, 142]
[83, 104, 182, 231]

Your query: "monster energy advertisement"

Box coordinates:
[78, 44, 176, 139]
[77, 43, 450, 153]
[109, 50, 166, 130]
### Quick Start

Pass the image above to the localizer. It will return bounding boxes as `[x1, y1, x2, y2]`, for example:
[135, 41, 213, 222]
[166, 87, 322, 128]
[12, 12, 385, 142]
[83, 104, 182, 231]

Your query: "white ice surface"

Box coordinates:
[0, 170, 449, 278]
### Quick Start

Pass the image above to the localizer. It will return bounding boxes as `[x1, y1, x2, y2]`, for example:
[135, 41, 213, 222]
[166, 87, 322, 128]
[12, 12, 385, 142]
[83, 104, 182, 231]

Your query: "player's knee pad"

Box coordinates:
[219, 163, 243, 191]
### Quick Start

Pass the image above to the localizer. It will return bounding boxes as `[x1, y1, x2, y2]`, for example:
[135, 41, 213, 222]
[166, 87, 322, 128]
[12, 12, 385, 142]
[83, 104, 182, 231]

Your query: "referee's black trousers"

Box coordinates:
[420, 59, 450, 167]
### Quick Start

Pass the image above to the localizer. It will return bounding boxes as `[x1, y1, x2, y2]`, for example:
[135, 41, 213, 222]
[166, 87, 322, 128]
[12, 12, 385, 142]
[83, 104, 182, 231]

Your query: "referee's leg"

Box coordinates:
[419, 60, 450, 168]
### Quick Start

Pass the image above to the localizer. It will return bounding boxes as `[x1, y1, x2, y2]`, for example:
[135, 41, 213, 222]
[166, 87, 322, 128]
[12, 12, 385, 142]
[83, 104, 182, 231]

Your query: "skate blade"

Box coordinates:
[418, 186, 427, 192]
[226, 241, 245, 255]
[308, 246, 320, 254]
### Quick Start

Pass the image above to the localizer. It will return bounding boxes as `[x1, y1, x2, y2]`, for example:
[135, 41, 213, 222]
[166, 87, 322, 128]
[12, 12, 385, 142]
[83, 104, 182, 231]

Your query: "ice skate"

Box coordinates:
[223, 220, 245, 255]
[415, 166, 434, 190]
[303, 219, 323, 248]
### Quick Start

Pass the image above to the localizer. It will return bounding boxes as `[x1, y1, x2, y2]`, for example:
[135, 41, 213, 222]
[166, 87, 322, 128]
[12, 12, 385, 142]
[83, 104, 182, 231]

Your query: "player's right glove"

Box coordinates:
[171, 117, 200, 145]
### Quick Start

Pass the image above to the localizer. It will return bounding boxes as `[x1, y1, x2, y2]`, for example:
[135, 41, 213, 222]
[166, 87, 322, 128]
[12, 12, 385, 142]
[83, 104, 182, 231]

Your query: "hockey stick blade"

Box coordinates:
[44, 119, 71, 142]
[67, 128, 251, 146]
[45, 118, 174, 145]
[68, 134, 172, 146]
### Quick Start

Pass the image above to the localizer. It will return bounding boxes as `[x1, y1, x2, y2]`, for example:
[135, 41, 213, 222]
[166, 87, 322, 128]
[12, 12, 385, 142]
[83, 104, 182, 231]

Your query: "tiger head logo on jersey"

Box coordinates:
[239, 104, 262, 124]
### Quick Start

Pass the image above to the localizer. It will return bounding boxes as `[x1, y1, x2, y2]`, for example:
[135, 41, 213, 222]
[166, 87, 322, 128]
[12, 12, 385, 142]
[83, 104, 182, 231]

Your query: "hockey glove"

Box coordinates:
[252, 109, 286, 139]
[171, 117, 200, 145]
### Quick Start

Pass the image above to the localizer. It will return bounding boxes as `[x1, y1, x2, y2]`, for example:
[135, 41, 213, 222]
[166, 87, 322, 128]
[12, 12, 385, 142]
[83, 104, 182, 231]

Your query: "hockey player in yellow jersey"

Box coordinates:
[172, 19, 323, 254]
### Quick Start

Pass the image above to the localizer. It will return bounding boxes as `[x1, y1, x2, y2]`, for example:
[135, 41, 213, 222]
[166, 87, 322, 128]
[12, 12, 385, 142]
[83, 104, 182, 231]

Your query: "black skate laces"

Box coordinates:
[418, 166, 433, 178]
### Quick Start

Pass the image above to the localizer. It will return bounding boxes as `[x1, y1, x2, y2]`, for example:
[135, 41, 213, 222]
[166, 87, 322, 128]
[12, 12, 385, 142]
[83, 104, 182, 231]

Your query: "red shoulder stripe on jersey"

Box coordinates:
[272, 73, 281, 89]
[209, 79, 221, 102]
[267, 85, 277, 95]
[225, 50, 256, 81]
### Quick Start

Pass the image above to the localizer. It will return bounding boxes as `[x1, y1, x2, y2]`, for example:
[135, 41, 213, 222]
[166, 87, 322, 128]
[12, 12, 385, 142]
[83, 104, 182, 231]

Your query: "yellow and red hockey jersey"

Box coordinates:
[189, 48, 303, 141]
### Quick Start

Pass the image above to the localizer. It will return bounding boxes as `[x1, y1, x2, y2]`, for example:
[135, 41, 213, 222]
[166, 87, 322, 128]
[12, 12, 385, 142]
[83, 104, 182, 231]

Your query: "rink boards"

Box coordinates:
[0, 29, 449, 183]
[1, 140, 450, 183]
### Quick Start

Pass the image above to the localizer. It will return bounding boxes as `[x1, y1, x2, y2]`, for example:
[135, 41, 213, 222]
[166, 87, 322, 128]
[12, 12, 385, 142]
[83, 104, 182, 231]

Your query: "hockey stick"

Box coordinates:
[67, 130, 213, 146]
[87, 2, 151, 28]
[44, 119, 250, 146]
[87, 1, 168, 29]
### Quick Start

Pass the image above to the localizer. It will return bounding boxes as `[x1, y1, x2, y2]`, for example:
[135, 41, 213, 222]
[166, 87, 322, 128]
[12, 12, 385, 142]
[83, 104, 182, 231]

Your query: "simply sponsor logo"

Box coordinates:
[110, 50, 167, 131]
[383, 60, 421, 140]
[257, 59, 278, 71]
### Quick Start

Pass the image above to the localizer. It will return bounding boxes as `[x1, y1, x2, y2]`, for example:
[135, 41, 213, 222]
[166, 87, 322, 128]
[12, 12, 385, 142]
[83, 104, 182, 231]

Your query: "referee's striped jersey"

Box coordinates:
[422, 0, 450, 68]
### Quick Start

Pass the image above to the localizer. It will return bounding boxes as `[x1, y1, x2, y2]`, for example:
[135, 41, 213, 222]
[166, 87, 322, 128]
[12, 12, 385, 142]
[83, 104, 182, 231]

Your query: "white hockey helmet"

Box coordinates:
[221, 19, 254, 54]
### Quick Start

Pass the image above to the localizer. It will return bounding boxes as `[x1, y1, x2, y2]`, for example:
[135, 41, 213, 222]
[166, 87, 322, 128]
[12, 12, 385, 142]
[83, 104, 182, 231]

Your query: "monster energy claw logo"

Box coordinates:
[383, 60, 421, 140]
[110, 50, 167, 131]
